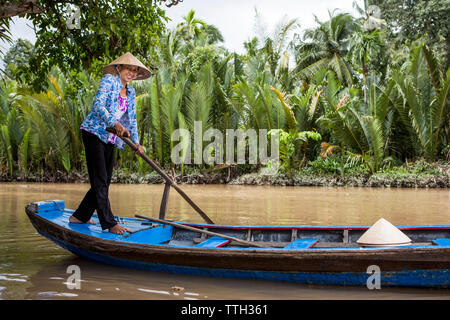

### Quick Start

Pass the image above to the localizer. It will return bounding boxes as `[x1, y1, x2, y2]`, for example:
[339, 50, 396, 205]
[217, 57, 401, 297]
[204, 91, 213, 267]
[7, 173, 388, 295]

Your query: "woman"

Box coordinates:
[69, 52, 150, 234]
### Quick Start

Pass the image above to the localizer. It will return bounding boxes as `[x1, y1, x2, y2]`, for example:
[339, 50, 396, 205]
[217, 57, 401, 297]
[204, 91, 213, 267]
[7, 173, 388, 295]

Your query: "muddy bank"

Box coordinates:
[0, 170, 232, 185]
[2, 169, 449, 188]
[228, 172, 449, 188]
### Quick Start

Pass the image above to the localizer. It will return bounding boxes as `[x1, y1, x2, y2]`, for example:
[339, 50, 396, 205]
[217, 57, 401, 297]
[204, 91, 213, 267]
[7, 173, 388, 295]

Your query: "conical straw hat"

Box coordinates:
[357, 218, 412, 247]
[102, 52, 152, 80]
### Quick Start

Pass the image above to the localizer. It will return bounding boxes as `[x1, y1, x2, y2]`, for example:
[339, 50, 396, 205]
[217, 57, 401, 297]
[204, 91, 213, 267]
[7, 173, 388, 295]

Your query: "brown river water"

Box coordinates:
[0, 182, 449, 300]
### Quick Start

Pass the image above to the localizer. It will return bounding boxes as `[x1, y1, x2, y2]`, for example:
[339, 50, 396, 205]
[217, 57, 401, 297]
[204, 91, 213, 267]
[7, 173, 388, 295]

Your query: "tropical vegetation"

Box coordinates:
[0, 2, 448, 184]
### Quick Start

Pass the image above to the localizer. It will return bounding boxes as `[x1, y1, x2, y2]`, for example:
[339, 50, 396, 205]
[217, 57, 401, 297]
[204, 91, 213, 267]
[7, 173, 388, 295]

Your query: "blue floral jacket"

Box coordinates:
[80, 73, 139, 150]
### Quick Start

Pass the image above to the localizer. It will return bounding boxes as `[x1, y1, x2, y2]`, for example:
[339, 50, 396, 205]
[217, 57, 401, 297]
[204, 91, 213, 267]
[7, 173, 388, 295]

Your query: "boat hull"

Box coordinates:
[26, 201, 450, 288]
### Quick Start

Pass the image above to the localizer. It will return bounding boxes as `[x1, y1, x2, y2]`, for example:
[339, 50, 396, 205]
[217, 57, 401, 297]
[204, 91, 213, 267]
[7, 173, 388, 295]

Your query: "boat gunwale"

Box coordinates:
[180, 222, 450, 231]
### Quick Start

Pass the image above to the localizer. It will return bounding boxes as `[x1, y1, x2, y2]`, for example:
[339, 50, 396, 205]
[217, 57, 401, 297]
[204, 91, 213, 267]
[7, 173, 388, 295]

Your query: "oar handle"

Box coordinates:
[106, 127, 215, 225]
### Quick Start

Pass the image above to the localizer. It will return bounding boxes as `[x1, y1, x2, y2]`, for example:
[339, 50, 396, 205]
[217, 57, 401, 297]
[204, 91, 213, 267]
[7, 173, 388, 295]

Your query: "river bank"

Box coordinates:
[1, 164, 449, 188]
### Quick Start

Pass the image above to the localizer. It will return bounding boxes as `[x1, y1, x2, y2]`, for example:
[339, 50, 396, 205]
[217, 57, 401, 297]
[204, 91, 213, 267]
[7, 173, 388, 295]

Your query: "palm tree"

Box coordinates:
[203, 24, 224, 45]
[208, 54, 236, 132]
[0, 79, 24, 175]
[293, 10, 357, 86]
[348, 1, 389, 103]
[16, 94, 71, 173]
[16, 67, 92, 172]
[156, 30, 183, 83]
[0, 18, 12, 55]
[231, 14, 303, 130]
[176, 9, 207, 42]
[142, 19, 231, 167]
[391, 43, 450, 161]
[270, 84, 323, 169]
[233, 79, 283, 131]
[176, 9, 223, 46]
[247, 12, 300, 91]
[318, 72, 395, 173]
[147, 73, 168, 163]
[349, 29, 388, 103]
[262, 17, 299, 79]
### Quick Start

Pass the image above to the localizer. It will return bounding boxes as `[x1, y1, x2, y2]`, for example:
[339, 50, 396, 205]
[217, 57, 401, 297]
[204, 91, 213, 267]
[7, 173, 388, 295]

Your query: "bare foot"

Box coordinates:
[69, 215, 96, 224]
[109, 224, 129, 235]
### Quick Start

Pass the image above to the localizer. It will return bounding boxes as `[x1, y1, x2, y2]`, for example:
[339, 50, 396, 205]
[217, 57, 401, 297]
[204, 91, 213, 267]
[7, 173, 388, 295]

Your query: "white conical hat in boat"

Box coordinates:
[357, 218, 412, 246]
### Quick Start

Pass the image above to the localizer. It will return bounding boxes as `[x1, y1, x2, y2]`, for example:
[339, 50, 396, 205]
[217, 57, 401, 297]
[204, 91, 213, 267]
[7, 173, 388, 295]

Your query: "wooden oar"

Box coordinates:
[106, 127, 214, 224]
[135, 214, 273, 248]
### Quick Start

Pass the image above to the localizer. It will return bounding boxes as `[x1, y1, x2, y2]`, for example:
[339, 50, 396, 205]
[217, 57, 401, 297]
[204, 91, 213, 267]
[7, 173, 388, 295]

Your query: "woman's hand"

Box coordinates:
[135, 144, 145, 156]
[114, 122, 130, 138]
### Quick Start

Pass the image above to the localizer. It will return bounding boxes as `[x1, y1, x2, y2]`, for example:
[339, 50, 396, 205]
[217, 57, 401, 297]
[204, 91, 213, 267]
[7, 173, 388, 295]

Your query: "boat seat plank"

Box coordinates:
[283, 238, 317, 249]
[193, 238, 289, 247]
[432, 238, 450, 247]
[194, 236, 230, 248]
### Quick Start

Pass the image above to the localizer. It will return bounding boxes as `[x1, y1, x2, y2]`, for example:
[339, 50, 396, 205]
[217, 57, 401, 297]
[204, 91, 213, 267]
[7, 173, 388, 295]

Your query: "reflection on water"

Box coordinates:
[0, 182, 449, 300]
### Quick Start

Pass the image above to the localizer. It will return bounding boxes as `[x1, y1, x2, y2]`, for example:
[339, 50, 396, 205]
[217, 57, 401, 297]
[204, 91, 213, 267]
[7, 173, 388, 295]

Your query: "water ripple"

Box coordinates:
[0, 274, 27, 283]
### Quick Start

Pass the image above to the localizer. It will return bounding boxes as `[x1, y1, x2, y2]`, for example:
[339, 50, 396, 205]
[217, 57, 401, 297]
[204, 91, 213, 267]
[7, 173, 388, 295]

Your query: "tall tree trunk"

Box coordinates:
[363, 62, 368, 104]
[0, 1, 44, 19]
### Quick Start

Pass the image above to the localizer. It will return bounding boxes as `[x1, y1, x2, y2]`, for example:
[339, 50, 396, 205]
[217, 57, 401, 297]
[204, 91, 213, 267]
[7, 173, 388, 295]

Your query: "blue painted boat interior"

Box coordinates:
[31, 200, 450, 251]
[194, 236, 230, 248]
[284, 238, 318, 249]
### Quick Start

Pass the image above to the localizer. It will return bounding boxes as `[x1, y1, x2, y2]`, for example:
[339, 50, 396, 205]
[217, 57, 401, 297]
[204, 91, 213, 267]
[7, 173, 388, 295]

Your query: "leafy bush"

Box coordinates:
[378, 158, 441, 175]
[304, 154, 369, 176]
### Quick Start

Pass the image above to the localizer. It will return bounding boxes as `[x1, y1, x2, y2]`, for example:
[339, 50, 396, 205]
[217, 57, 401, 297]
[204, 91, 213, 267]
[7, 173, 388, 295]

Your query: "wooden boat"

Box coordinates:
[25, 200, 450, 288]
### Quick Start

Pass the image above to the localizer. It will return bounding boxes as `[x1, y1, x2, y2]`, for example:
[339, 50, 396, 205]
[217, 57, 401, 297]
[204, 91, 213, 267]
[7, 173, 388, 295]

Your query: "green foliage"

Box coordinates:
[2, 39, 35, 80]
[0, 16, 12, 48]
[0, 6, 448, 179]
[9, 0, 168, 91]
[233, 79, 281, 130]
[305, 154, 369, 176]
[268, 129, 322, 173]
[184, 45, 220, 76]
[378, 158, 441, 175]
[293, 10, 358, 86]
[318, 71, 398, 174]
[175, 9, 223, 45]
[348, 29, 389, 77]
[0, 67, 96, 176]
[369, 0, 450, 69]
[391, 43, 449, 161]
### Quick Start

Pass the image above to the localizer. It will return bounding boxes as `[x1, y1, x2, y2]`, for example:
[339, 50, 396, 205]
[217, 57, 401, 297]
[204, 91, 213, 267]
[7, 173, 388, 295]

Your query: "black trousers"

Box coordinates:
[73, 130, 117, 230]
